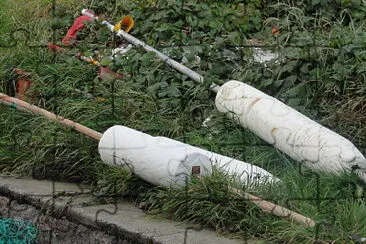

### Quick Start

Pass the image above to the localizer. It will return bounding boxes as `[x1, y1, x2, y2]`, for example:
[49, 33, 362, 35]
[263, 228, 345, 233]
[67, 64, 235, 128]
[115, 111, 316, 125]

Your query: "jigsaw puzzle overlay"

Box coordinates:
[1, 0, 366, 243]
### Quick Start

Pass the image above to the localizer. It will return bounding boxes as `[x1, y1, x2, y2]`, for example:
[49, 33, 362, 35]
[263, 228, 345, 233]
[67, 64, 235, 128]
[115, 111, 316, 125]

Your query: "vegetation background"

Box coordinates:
[1, 0, 366, 242]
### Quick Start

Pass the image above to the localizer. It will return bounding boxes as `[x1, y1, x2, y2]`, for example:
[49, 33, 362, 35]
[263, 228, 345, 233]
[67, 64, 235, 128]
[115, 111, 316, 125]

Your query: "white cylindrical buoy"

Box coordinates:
[215, 80, 366, 180]
[98, 125, 279, 187]
[98, 126, 211, 187]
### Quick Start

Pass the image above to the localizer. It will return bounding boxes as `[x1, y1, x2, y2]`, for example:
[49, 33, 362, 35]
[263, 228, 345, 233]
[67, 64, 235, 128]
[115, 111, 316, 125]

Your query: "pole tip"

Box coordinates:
[81, 9, 97, 19]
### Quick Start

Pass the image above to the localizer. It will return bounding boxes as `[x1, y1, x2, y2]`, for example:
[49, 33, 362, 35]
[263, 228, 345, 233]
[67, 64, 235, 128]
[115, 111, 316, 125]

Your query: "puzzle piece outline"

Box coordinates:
[1, 0, 366, 243]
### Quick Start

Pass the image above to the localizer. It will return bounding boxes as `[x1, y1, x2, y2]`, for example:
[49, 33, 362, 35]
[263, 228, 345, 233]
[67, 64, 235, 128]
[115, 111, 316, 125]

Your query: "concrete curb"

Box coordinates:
[0, 176, 245, 244]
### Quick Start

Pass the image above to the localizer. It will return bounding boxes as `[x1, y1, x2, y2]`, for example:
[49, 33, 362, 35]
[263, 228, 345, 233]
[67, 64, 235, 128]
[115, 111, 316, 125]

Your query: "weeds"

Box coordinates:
[1, 0, 366, 242]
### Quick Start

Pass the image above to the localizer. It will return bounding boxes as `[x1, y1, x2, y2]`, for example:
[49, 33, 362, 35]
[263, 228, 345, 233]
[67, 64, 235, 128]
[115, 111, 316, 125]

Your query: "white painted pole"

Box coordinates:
[81, 9, 221, 93]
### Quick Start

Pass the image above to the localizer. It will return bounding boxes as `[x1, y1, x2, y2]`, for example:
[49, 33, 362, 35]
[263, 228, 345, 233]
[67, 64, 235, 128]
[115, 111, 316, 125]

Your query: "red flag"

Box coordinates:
[62, 15, 92, 46]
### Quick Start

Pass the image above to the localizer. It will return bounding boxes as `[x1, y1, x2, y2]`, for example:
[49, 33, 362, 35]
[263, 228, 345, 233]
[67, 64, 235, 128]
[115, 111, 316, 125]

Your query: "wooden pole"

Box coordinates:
[229, 186, 316, 227]
[0, 93, 102, 140]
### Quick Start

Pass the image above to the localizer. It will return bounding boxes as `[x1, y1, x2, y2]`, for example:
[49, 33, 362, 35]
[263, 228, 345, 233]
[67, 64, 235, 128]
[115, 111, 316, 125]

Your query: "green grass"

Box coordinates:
[1, 0, 366, 242]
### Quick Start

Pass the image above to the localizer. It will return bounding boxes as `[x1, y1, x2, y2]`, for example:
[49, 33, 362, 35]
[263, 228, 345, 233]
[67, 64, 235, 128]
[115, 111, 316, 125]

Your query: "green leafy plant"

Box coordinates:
[1, 0, 366, 242]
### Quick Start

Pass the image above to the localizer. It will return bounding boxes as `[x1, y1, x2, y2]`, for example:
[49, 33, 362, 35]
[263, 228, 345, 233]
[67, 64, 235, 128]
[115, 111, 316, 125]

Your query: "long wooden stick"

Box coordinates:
[229, 187, 316, 227]
[1, 92, 317, 227]
[0, 93, 102, 140]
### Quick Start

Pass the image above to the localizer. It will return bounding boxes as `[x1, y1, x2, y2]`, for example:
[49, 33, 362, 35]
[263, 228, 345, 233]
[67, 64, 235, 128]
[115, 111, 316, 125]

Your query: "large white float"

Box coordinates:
[215, 80, 366, 180]
[98, 125, 279, 187]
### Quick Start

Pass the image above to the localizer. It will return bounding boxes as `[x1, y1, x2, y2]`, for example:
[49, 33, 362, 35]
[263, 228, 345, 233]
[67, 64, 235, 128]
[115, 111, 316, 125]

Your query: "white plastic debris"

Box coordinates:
[112, 44, 133, 57]
[215, 80, 366, 180]
[98, 125, 279, 187]
[252, 47, 279, 64]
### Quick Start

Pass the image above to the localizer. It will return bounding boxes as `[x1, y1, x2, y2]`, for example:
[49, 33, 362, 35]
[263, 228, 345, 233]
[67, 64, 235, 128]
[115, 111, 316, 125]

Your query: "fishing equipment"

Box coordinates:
[1, 93, 320, 228]
[0, 93, 278, 187]
[99, 125, 277, 186]
[0, 217, 38, 243]
[215, 81, 366, 181]
[81, 9, 366, 181]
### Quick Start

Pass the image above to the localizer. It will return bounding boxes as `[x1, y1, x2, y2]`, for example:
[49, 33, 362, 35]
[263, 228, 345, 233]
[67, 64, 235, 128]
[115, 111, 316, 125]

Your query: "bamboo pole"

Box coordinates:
[229, 187, 316, 227]
[0, 93, 102, 140]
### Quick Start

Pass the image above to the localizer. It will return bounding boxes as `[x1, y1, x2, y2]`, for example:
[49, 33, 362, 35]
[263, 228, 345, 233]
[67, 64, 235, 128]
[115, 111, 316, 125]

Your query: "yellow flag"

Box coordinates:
[114, 16, 134, 33]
